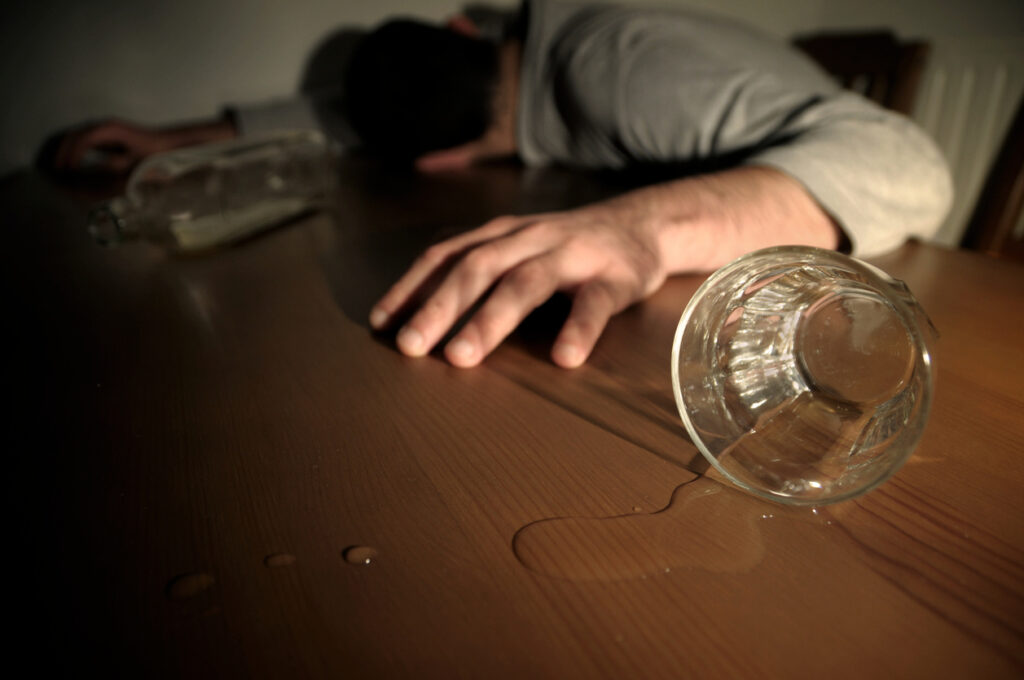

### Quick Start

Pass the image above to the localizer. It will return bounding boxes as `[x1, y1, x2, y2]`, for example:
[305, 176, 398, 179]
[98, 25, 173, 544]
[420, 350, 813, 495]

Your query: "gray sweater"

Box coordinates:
[236, 0, 953, 257]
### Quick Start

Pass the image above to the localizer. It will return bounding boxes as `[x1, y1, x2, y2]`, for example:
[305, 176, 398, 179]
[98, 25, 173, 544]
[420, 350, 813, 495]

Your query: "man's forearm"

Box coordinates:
[604, 165, 843, 275]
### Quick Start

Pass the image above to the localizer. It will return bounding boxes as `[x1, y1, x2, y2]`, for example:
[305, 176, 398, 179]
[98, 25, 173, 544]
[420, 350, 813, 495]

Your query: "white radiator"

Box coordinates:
[912, 37, 1024, 246]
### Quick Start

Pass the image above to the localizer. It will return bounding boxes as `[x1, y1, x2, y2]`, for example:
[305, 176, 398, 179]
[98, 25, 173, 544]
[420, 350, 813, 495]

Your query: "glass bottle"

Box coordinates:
[87, 129, 333, 252]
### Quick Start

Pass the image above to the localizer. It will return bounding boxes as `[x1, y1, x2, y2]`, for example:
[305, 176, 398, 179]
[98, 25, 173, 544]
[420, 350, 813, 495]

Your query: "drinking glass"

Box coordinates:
[671, 246, 937, 505]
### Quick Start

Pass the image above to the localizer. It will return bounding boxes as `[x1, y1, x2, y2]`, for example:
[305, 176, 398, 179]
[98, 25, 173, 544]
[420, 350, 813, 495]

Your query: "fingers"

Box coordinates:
[373, 203, 660, 369]
[103, 152, 139, 175]
[391, 228, 555, 358]
[369, 215, 535, 330]
[53, 120, 155, 174]
[550, 281, 620, 368]
[441, 266, 622, 369]
[443, 254, 563, 367]
[54, 122, 124, 171]
[414, 140, 486, 172]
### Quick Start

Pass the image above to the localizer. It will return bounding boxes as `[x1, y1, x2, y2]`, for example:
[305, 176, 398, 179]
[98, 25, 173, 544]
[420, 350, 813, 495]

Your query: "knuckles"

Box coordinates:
[504, 260, 553, 296]
[483, 214, 521, 231]
[518, 218, 556, 242]
[418, 243, 449, 268]
[460, 245, 498, 273]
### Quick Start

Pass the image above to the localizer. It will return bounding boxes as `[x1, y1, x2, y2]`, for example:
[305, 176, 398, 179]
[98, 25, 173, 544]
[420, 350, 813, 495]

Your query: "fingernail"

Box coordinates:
[447, 338, 475, 363]
[397, 327, 425, 356]
[369, 307, 389, 329]
[552, 342, 583, 368]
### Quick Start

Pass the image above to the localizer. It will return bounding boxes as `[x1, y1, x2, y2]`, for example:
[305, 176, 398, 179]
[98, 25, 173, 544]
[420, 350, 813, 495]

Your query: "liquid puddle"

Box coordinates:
[165, 571, 215, 600]
[513, 477, 828, 581]
[263, 553, 297, 568]
[342, 545, 378, 565]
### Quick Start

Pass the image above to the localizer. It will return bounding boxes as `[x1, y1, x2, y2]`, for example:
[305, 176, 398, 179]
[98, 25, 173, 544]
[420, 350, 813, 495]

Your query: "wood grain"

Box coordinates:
[7, 162, 1023, 678]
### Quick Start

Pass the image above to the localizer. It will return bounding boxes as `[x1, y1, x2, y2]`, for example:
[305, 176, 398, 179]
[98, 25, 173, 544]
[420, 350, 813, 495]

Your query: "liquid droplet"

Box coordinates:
[165, 571, 215, 600]
[342, 545, 378, 565]
[264, 553, 297, 568]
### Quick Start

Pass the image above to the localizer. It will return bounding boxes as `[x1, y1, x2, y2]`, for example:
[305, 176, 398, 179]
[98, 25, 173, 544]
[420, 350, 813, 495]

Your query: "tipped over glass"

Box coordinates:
[671, 246, 937, 505]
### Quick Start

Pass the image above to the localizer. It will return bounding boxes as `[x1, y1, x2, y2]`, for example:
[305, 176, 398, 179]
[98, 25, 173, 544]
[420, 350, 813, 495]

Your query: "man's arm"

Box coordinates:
[370, 164, 840, 369]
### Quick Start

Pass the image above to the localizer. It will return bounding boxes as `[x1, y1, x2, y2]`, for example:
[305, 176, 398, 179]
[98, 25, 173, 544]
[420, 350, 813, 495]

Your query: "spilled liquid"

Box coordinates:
[342, 545, 378, 565]
[263, 553, 297, 568]
[165, 571, 215, 600]
[513, 478, 831, 581]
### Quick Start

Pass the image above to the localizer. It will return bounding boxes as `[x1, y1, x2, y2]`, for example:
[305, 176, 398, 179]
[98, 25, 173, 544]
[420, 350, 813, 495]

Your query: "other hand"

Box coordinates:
[51, 119, 181, 175]
[49, 116, 237, 175]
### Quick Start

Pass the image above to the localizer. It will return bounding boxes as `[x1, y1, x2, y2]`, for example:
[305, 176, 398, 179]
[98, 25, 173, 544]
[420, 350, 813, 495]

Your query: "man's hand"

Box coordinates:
[370, 198, 669, 368]
[370, 166, 842, 368]
[50, 117, 237, 175]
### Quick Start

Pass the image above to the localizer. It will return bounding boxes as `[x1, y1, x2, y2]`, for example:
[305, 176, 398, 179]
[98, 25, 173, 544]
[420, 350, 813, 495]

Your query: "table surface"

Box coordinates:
[7, 160, 1024, 678]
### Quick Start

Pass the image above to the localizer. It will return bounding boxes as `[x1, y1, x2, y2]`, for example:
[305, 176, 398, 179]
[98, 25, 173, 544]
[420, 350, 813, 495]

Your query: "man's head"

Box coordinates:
[344, 19, 501, 162]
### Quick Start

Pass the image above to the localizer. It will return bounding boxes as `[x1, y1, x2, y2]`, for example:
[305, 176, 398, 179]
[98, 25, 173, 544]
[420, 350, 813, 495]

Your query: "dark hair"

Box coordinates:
[344, 19, 500, 160]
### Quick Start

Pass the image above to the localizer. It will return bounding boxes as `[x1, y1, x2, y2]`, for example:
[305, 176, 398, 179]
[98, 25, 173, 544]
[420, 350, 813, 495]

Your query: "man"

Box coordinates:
[52, 0, 953, 369]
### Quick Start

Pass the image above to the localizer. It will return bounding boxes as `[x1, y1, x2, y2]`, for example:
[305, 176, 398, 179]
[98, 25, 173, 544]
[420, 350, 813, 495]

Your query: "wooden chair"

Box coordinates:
[792, 31, 930, 116]
[959, 95, 1024, 261]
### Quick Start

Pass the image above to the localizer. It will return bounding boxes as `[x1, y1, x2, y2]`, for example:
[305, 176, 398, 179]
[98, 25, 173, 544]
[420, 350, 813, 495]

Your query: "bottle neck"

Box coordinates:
[88, 196, 141, 246]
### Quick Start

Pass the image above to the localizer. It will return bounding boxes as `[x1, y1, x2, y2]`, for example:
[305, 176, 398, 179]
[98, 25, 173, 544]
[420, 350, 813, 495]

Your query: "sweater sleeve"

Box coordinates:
[613, 30, 953, 257]
[742, 93, 953, 257]
[230, 97, 321, 136]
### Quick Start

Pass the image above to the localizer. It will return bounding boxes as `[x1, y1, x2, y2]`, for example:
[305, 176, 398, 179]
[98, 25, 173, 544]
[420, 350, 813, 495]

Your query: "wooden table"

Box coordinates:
[7, 161, 1023, 678]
